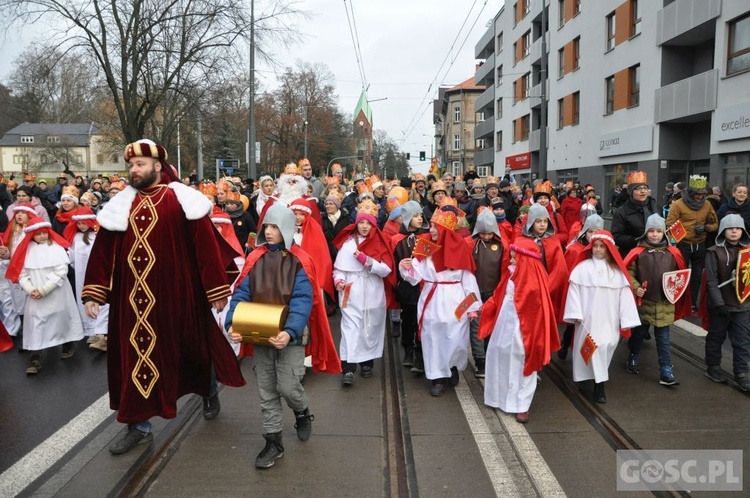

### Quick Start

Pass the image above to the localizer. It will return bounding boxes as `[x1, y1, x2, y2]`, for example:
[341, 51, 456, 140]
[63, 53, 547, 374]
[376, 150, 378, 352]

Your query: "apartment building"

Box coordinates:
[433, 76, 486, 178]
[475, 0, 750, 211]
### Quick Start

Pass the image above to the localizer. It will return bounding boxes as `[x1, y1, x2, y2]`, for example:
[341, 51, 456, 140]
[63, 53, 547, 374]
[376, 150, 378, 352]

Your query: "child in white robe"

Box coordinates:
[7, 216, 84, 374]
[563, 230, 640, 403]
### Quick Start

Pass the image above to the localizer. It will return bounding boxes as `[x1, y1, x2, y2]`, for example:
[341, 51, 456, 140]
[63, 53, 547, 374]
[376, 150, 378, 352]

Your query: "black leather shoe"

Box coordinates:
[593, 382, 607, 404]
[449, 367, 459, 386]
[109, 426, 153, 455]
[430, 380, 447, 397]
[203, 393, 221, 420]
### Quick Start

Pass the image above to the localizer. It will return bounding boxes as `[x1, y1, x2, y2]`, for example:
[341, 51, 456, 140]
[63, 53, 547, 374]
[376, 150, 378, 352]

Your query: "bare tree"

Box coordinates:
[0, 0, 306, 151]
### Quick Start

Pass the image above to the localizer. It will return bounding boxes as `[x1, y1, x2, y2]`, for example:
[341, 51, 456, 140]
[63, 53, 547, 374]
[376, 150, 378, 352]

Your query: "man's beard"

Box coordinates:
[129, 166, 160, 189]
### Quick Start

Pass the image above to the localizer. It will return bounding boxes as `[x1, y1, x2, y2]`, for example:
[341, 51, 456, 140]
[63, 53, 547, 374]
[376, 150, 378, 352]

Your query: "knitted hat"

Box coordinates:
[325, 193, 343, 209]
[715, 214, 750, 246]
[473, 207, 500, 238]
[400, 200, 423, 230]
[523, 203, 554, 237]
[490, 197, 505, 210]
[257, 204, 296, 249]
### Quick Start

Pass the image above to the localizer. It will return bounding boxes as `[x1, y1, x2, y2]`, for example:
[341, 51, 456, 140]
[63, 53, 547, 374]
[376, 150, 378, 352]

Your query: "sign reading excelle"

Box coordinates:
[713, 102, 750, 142]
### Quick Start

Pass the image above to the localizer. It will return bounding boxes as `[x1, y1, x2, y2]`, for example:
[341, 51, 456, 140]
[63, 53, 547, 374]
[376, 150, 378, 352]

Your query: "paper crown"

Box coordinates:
[356, 181, 373, 195]
[61, 185, 79, 198]
[198, 181, 217, 197]
[226, 188, 241, 203]
[385, 197, 401, 214]
[486, 176, 500, 186]
[627, 171, 648, 185]
[534, 181, 553, 196]
[688, 175, 708, 191]
[438, 196, 467, 219]
[24, 174, 35, 182]
[216, 179, 232, 192]
[431, 209, 459, 232]
[330, 163, 343, 173]
[356, 198, 380, 218]
[110, 174, 120, 182]
[412, 172, 426, 182]
[431, 180, 447, 193]
[284, 162, 300, 175]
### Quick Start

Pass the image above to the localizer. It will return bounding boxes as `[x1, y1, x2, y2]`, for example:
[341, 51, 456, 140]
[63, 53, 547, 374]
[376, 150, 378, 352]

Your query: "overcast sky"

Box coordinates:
[0, 0, 500, 173]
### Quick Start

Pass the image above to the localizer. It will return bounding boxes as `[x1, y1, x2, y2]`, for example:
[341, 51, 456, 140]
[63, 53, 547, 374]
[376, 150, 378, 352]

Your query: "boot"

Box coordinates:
[293, 408, 314, 442]
[202, 393, 221, 420]
[593, 382, 607, 404]
[402, 348, 414, 368]
[410, 350, 424, 374]
[474, 358, 485, 378]
[627, 353, 639, 374]
[255, 432, 284, 468]
[449, 366, 460, 386]
[391, 321, 401, 338]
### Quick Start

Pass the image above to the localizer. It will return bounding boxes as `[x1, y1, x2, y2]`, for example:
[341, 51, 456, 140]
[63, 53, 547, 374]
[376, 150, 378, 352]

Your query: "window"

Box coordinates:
[558, 0, 565, 28]
[20, 136, 34, 144]
[47, 136, 60, 143]
[557, 98, 565, 129]
[40, 154, 47, 164]
[496, 97, 503, 118]
[477, 111, 485, 122]
[12, 155, 22, 164]
[112, 154, 119, 163]
[573, 91, 580, 125]
[629, 64, 640, 107]
[574, 0, 581, 16]
[522, 0, 529, 17]
[454, 106, 461, 123]
[477, 165, 491, 177]
[497, 32, 503, 52]
[573, 37, 580, 69]
[605, 76, 615, 114]
[523, 73, 531, 98]
[558, 48, 565, 78]
[606, 12, 616, 51]
[496, 65, 503, 86]
[476, 138, 486, 149]
[452, 161, 461, 176]
[513, 41, 518, 64]
[453, 133, 461, 150]
[496, 131, 503, 151]
[728, 13, 750, 75]
[631, 0, 642, 37]
[520, 115, 530, 141]
[523, 31, 531, 58]
[513, 2, 518, 26]
[97, 153, 104, 164]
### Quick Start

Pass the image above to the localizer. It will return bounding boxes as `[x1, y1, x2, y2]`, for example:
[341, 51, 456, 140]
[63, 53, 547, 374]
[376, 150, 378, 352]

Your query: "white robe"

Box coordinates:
[0, 231, 28, 335]
[334, 237, 392, 363]
[484, 275, 537, 413]
[70, 232, 110, 336]
[213, 255, 245, 356]
[563, 258, 640, 383]
[19, 242, 84, 350]
[400, 258, 481, 380]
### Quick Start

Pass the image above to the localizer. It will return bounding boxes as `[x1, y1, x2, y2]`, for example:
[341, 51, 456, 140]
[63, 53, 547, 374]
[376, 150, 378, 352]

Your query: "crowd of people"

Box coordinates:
[2, 144, 748, 470]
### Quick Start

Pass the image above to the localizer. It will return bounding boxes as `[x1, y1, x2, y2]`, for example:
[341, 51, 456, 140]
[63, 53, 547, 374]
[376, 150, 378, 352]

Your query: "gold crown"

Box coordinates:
[438, 196, 467, 219]
[486, 176, 500, 185]
[356, 198, 380, 217]
[688, 175, 708, 190]
[412, 172, 426, 182]
[534, 181, 553, 195]
[431, 180, 447, 193]
[431, 209, 458, 231]
[198, 181, 217, 197]
[627, 171, 648, 185]
[216, 179, 232, 192]
[385, 197, 401, 213]
[24, 174, 35, 182]
[226, 188, 241, 202]
[284, 162, 300, 175]
[62, 185, 78, 197]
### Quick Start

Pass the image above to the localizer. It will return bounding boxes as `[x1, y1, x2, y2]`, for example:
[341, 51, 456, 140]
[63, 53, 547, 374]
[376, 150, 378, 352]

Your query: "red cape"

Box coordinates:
[623, 245, 692, 322]
[479, 237, 560, 375]
[415, 226, 476, 273]
[0, 320, 12, 353]
[383, 219, 401, 237]
[238, 245, 341, 374]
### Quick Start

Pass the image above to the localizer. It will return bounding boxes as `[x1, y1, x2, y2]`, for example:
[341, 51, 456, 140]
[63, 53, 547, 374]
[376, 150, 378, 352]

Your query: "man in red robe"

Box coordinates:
[83, 139, 245, 455]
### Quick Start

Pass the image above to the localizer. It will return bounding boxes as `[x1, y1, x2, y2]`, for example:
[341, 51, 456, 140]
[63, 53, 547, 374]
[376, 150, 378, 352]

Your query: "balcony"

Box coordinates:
[474, 53, 495, 86]
[654, 69, 718, 123]
[529, 129, 541, 151]
[530, 32, 549, 65]
[529, 80, 549, 109]
[530, 0, 548, 22]
[475, 86, 495, 113]
[475, 23, 495, 59]
[475, 117, 495, 140]
[656, 0, 721, 46]
[474, 147, 495, 167]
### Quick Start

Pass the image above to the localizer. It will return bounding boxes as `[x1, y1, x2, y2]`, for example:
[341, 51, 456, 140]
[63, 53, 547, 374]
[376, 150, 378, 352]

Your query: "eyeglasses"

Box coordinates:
[633, 186, 649, 192]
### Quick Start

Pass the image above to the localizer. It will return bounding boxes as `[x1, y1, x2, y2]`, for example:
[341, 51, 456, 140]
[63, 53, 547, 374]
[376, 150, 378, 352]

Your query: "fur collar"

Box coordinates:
[97, 182, 212, 232]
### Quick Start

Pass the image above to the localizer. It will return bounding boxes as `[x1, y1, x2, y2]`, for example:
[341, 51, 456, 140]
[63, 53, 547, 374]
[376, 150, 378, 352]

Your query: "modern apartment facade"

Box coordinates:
[433, 76, 485, 178]
[475, 0, 750, 211]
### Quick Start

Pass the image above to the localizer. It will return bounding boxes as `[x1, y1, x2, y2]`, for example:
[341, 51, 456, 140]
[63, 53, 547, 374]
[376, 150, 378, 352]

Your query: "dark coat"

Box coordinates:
[611, 196, 658, 258]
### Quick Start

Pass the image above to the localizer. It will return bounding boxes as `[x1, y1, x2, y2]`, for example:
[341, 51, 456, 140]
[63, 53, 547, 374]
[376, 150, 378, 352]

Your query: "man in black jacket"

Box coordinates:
[611, 172, 658, 259]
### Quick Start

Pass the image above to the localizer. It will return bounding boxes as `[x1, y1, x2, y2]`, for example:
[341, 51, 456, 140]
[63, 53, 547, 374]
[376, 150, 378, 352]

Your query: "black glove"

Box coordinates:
[717, 305, 732, 317]
[694, 225, 705, 234]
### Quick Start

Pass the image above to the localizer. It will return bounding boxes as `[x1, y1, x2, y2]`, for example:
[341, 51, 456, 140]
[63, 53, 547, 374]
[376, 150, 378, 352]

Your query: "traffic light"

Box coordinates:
[419, 151, 426, 161]
[406, 152, 410, 160]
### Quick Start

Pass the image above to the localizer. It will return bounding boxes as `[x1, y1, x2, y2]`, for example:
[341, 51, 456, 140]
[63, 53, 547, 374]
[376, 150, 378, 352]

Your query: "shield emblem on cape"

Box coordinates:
[737, 248, 750, 304]
[662, 269, 691, 304]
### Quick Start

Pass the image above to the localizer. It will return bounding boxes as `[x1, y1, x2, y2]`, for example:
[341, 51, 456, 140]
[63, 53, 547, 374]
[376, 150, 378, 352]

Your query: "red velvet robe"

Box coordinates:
[82, 185, 245, 423]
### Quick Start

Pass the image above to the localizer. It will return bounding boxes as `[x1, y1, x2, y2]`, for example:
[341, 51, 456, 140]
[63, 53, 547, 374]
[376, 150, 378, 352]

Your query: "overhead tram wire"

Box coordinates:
[348, 0, 368, 89]
[400, 0, 489, 143]
[343, 0, 368, 89]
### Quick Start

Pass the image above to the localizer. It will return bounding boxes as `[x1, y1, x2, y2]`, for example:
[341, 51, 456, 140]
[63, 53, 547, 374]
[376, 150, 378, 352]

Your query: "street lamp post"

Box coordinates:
[304, 115, 308, 158]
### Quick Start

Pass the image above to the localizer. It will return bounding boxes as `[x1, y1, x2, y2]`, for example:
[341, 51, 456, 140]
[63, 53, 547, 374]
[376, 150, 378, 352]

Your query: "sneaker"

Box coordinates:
[429, 380, 447, 397]
[60, 342, 76, 359]
[255, 433, 284, 468]
[89, 335, 108, 352]
[26, 356, 41, 375]
[402, 349, 414, 368]
[411, 351, 424, 374]
[109, 426, 153, 455]
[474, 358, 485, 379]
[627, 354, 639, 374]
[449, 366, 460, 386]
[705, 365, 728, 384]
[659, 365, 678, 386]
[736, 374, 750, 392]
[342, 372, 354, 387]
[202, 393, 221, 420]
[293, 408, 314, 442]
[360, 365, 373, 378]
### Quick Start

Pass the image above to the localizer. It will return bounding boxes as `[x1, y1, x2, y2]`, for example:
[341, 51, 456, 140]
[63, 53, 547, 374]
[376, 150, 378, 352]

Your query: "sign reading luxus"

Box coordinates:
[597, 125, 653, 157]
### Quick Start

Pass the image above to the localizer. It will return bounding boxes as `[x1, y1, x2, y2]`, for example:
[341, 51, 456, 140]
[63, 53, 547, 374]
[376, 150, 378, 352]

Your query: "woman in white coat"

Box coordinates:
[333, 199, 394, 386]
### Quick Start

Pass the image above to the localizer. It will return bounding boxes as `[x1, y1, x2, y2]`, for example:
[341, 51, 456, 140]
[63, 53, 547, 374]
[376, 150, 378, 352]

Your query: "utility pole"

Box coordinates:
[197, 115, 204, 179]
[248, 0, 257, 180]
[539, 2, 548, 180]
